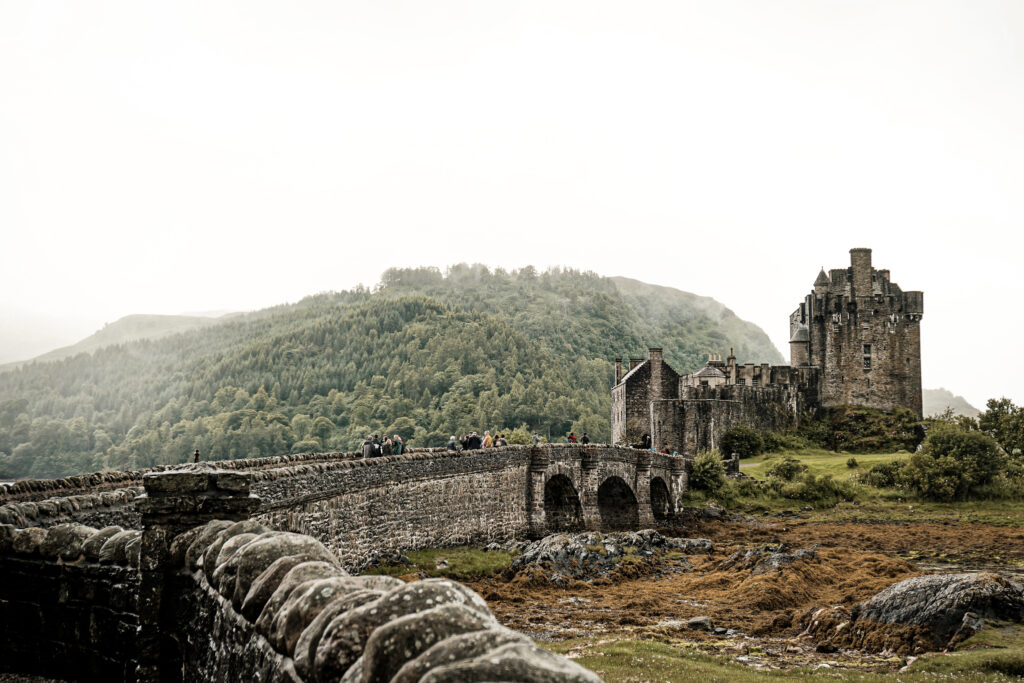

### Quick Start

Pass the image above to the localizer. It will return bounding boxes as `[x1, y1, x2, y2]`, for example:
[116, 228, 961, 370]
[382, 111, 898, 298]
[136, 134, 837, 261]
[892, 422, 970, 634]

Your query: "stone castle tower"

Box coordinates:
[612, 248, 924, 453]
[789, 248, 923, 416]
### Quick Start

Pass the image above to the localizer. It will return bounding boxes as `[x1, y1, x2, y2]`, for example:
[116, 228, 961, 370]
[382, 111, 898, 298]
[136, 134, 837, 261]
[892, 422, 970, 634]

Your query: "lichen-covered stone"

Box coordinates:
[293, 589, 383, 680]
[391, 627, 529, 683]
[185, 520, 233, 570]
[229, 532, 339, 610]
[421, 641, 603, 682]
[12, 527, 47, 555]
[211, 533, 259, 595]
[362, 603, 496, 682]
[0, 524, 15, 553]
[202, 520, 269, 579]
[39, 523, 96, 561]
[268, 576, 359, 655]
[82, 526, 124, 562]
[313, 578, 490, 681]
[125, 533, 142, 566]
[255, 562, 347, 635]
[98, 529, 139, 565]
[242, 555, 310, 622]
[169, 525, 206, 567]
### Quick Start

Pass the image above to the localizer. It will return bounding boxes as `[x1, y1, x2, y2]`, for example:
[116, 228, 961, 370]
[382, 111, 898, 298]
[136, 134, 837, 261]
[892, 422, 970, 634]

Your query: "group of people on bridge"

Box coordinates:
[361, 434, 406, 458]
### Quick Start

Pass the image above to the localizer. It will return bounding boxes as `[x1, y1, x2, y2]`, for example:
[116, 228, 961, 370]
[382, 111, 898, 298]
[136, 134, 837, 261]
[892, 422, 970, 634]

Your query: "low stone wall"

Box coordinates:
[0, 524, 141, 680]
[169, 518, 599, 682]
[255, 447, 533, 569]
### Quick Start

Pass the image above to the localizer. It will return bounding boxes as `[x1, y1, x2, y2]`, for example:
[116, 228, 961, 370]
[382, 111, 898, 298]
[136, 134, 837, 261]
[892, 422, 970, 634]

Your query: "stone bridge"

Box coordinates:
[0, 444, 693, 569]
[0, 444, 697, 681]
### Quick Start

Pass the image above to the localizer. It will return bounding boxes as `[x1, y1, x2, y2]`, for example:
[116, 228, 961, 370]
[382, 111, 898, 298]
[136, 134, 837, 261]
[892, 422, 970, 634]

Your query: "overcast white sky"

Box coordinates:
[2, 1, 1022, 409]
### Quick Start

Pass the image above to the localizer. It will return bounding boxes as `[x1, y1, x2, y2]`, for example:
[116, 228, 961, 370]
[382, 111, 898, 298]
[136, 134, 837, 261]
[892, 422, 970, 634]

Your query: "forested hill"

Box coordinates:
[0, 266, 782, 479]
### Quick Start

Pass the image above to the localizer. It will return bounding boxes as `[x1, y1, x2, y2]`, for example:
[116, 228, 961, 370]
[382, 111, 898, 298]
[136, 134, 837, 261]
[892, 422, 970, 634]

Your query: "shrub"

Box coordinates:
[799, 406, 923, 453]
[846, 457, 858, 468]
[765, 456, 808, 482]
[779, 473, 855, 506]
[720, 425, 764, 459]
[290, 439, 322, 454]
[689, 450, 726, 492]
[864, 460, 904, 488]
[762, 431, 808, 453]
[898, 423, 1008, 501]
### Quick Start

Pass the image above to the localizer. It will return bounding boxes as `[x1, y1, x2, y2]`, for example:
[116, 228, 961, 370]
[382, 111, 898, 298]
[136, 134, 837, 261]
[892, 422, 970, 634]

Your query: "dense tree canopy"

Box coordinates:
[0, 266, 782, 479]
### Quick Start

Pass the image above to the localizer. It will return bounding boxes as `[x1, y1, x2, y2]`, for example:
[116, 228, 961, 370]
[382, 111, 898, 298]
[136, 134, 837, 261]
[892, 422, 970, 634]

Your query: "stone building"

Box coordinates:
[611, 248, 923, 453]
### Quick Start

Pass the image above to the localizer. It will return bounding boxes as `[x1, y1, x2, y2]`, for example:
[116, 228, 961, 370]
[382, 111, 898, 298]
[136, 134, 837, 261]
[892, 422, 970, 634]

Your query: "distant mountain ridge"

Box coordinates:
[923, 388, 980, 418]
[2, 313, 234, 369]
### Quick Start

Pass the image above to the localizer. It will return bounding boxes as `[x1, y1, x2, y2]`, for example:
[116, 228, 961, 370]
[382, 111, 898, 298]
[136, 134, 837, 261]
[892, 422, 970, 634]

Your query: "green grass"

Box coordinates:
[741, 448, 912, 482]
[543, 630, 1024, 682]
[679, 448, 1024, 527]
[363, 546, 518, 581]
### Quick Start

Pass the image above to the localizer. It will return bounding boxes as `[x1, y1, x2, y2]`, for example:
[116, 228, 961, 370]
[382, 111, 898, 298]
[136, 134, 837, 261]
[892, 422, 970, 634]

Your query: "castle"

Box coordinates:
[611, 248, 924, 453]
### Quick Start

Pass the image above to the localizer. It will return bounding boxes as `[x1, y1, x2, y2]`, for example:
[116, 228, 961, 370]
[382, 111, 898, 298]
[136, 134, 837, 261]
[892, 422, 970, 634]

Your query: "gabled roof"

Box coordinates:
[694, 365, 726, 378]
[790, 326, 809, 343]
[618, 360, 647, 385]
[814, 268, 830, 286]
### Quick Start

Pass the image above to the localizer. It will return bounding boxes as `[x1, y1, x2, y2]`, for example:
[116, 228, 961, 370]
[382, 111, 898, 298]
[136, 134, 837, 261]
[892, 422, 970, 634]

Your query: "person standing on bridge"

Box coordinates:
[483, 431, 493, 448]
[393, 435, 404, 455]
[580, 433, 590, 445]
[362, 435, 374, 458]
[447, 435, 458, 452]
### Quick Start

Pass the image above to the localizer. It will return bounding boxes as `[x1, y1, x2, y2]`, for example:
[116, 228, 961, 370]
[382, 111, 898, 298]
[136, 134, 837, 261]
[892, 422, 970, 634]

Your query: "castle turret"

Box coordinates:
[850, 248, 872, 298]
[789, 325, 810, 366]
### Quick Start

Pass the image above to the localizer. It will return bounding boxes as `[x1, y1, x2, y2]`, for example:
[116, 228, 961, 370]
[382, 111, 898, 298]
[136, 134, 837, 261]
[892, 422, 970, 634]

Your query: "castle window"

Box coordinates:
[700, 380, 708, 387]
[906, 357, 911, 370]
[752, 378, 759, 387]
[864, 356, 871, 370]
[736, 378, 745, 386]
[863, 344, 871, 355]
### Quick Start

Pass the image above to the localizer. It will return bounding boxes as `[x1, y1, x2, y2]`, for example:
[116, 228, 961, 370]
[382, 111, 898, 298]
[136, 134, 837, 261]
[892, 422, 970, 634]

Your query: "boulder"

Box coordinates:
[686, 616, 714, 632]
[255, 562, 347, 635]
[313, 578, 491, 682]
[293, 589, 383, 680]
[230, 532, 339, 610]
[362, 604, 496, 682]
[83, 526, 125, 562]
[391, 626, 529, 683]
[420, 641, 603, 682]
[802, 572, 1024, 654]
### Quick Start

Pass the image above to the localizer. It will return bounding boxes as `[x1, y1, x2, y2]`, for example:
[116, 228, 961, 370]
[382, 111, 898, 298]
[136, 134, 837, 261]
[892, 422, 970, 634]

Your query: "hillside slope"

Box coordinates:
[2, 313, 232, 369]
[0, 266, 781, 479]
[923, 388, 980, 418]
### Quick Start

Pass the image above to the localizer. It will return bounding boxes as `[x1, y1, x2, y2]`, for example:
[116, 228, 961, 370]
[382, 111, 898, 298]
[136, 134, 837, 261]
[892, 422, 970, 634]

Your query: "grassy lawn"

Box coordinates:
[676, 448, 1024, 527]
[740, 448, 911, 481]
[543, 626, 1024, 682]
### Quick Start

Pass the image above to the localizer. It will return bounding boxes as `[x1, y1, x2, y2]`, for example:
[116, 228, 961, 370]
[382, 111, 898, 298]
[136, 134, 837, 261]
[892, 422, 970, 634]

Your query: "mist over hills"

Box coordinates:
[0, 266, 782, 479]
[2, 313, 233, 369]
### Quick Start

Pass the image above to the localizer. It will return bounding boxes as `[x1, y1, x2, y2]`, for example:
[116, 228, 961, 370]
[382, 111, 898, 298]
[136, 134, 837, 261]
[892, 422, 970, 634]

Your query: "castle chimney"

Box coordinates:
[629, 358, 644, 370]
[850, 248, 872, 298]
[649, 348, 663, 403]
[614, 358, 623, 384]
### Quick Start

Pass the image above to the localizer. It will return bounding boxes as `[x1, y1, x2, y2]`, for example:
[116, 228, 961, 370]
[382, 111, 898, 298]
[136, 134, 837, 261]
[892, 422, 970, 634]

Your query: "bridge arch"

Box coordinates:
[544, 474, 583, 532]
[650, 476, 670, 522]
[597, 476, 639, 530]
